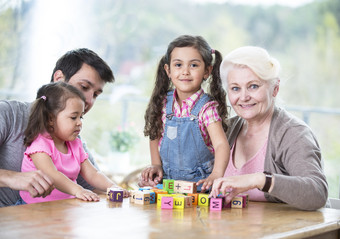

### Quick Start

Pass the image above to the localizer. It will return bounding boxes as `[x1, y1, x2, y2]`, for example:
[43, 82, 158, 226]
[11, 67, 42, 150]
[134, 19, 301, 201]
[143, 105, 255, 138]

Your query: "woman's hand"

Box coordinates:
[139, 165, 163, 187]
[210, 173, 265, 202]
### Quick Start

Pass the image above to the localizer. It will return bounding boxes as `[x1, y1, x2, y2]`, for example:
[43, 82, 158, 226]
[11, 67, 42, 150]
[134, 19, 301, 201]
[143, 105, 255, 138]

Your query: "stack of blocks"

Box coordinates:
[109, 179, 249, 211]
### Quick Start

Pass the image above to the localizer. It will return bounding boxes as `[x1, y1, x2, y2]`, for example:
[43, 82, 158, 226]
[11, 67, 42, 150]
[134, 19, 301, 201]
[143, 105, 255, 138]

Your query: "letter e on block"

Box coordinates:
[173, 196, 185, 209]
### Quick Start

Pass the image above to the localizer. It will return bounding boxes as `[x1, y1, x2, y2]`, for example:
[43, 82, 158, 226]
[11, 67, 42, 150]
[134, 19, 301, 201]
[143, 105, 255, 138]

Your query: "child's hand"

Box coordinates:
[196, 173, 220, 192]
[75, 188, 100, 202]
[140, 165, 163, 187]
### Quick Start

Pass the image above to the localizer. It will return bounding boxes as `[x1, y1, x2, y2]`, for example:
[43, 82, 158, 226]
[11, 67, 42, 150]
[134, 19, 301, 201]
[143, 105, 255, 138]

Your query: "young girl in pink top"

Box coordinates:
[19, 82, 128, 204]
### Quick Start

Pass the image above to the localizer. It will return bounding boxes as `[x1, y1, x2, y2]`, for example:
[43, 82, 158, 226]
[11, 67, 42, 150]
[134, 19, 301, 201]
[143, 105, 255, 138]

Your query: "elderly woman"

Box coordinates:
[210, 46, 328, 210]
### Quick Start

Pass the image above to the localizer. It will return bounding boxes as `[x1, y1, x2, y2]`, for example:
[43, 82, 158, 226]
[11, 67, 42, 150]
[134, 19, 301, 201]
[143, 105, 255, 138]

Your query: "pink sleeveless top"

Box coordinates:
[224, 139, 268, 201]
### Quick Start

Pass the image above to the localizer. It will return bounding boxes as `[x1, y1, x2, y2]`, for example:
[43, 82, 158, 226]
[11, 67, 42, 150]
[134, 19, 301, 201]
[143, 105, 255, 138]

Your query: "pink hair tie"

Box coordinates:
[40, 96, 47, 101]
[211, 49, 215, 54]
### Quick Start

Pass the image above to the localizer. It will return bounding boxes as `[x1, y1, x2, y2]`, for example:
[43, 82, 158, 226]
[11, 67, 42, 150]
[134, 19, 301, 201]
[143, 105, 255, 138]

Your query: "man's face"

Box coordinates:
[55, 63, 105, 114]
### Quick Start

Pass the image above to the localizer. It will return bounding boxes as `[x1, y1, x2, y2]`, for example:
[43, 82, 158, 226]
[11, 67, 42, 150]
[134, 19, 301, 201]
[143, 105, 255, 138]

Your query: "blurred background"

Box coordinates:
[0, 0, 339, 195]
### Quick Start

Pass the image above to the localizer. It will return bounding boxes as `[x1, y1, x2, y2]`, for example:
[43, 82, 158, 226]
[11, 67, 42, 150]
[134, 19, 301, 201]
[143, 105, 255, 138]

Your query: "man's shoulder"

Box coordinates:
[0, 100, 30, 112]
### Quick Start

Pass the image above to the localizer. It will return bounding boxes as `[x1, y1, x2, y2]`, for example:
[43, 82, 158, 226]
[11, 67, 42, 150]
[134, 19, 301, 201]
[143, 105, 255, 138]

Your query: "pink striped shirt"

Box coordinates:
[159, 89, 221, 154]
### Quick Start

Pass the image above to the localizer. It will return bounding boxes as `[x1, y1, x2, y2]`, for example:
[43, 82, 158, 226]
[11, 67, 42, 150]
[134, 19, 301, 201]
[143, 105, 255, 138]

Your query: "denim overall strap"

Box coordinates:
[160, 90, 215, 183]
[190, 93, 211, 117]
[165, 90, 175, 119]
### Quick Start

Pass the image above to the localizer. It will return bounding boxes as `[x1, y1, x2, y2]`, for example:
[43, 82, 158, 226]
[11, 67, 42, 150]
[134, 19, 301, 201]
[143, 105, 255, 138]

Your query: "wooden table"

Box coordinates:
[0, 194, 339, 239]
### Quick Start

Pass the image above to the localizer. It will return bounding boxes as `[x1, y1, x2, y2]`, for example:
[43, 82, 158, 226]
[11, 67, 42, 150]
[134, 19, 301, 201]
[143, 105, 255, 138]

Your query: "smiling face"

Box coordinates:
[164, 47, 211, 101]
[51, 97, 85, 145]
[227, 66, 279, 122]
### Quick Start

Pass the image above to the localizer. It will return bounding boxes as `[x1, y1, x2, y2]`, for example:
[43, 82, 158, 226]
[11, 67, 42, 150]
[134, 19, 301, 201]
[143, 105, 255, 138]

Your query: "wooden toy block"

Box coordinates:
[149, 191, 156, 204]
[107, 188, 123, 202]
[161, 196, 174, 209]
[173, 196, 185, 209]
[239, 194, 249, 208]
[198, 194, 210, 207]
[106, 188, 111, 200]
[184, 196, 192, 208]
[173, 180, 183, 193]
[181, 181, 197, 194]
[154, 190, 168, 202]
[139, 186, 152, 191]
[156, 184, 163, 189]
[174, 180, 197, 194]
[187, 193, 198, 205]
[163, 179, 175, 193]
[135, 192, 151, 205]
[210, 197, 223, 211]
[157, 194, 172, 207]
[231, 196, 243, 209]
[130, 191, 136, 203]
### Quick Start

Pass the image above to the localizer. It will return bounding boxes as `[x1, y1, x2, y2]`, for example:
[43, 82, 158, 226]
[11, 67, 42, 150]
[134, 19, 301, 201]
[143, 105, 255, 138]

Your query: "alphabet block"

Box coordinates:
[149, 191, 156, 204]
[198, 193, 210, 206]
[163, 179, 175, 193]
[210, 197, 223, 211]
[239, 194, 249, 208]
[157, 194, 172, 207]
[130, 190, 136, 203]
[231, 196, 243, 209]
[135, 191, 151, 205]
[107, 188, 123, 202]
[187, 193, 198, 205]
[174, 180, 197, 194]
[161, 196, 174, 209]
[184, 196, 192, 208]
[173, 196, 185, 209]
[139, 186, 152, 191]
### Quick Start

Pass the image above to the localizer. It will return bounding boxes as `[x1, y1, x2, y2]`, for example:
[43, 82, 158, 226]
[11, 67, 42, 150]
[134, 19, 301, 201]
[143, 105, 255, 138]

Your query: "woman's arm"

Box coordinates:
[31, 153, 99, 201]
[265, 109, 328, 210]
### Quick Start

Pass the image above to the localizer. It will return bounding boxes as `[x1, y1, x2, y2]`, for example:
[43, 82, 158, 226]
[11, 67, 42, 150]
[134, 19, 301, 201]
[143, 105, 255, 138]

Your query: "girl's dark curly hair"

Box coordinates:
[144, 35, 229, 140]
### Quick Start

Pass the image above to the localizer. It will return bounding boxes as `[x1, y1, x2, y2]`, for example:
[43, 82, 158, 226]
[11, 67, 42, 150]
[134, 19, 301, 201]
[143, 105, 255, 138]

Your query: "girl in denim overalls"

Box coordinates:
[141, 35, 230, 192]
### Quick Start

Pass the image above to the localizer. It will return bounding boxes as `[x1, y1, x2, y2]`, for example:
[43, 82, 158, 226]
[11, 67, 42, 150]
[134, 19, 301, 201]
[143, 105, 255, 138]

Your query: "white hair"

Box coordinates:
[220, 46, 281, 88]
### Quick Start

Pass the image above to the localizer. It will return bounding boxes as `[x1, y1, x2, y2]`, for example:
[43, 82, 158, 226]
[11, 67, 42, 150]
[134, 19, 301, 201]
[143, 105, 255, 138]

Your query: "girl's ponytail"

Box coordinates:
[144, 56, 171, 140]
[24, 97, 50, 147]
[208, 49, 229, 132]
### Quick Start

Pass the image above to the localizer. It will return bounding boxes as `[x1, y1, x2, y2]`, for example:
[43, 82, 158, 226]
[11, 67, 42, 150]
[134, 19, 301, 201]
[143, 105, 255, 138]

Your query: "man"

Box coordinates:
[0, 48, 114, 207]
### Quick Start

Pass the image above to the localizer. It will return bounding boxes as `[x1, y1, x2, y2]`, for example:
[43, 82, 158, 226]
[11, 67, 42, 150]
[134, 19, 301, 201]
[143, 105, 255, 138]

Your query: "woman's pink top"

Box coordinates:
[224, 139, 268, 201]
[20, 134, 88, 204]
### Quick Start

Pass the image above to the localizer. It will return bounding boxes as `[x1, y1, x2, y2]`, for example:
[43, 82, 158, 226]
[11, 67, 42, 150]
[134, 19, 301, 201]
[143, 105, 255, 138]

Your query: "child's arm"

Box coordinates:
[80, 159, 129, 197]
[197, 121, 230, 191]
[139, 139, 163, 187]
[31, 153, 99, 201]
